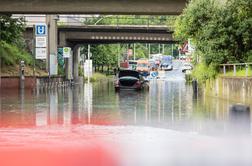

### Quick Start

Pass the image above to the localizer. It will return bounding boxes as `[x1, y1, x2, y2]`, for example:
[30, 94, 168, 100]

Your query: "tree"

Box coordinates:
[0, 15, 25, 47]
[175, 0, 252, 65]
[0, 15, 32, 66]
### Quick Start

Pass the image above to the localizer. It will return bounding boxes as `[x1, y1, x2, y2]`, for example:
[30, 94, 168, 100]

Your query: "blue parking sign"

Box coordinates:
[35, 24, 47, 36]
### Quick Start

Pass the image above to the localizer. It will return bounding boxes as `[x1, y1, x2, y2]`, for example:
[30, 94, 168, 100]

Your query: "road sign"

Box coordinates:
[35, 24, 47, 36]
[35, 24, 47, 60]
[35, 36, 47, 47]
[36, 48, 47, 59]
[84, 60, 93, 77]
[63, 47, 71, 58]
[151, 71, 158, 77]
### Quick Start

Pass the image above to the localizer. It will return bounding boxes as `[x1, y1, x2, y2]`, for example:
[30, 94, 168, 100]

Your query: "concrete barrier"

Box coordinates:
[0, 76, 71, 90]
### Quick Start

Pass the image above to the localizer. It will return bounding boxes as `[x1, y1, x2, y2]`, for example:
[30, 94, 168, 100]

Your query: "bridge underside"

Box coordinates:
[67, 39, 176, 45]
[58, 26, 175, 46]
[64, 32, 175, 45]
[0, 0, 186, 15]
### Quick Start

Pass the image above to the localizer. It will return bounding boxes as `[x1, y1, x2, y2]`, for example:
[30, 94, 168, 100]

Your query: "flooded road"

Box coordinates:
[0, 61, 252, 166]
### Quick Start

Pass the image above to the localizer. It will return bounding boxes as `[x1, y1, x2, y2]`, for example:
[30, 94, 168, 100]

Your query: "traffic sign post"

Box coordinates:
[35, 48, 47, 59]
[35, 24, 47, 60]
[35, 36, 47, 48]
[35, 24, 47, 36]
[63, 47, 71, 58]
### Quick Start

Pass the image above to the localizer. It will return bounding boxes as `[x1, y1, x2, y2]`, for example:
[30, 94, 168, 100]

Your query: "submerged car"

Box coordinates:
[114, 70, 149, 91]
[181, 63, 193, 73]
[161, 63, 173, 71]
[136, 59, 150, 77]
[128, 60, 137, 70]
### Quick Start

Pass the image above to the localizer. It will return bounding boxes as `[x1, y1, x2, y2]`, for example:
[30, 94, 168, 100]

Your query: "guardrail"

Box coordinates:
[219, 63, 252, 77]
[13, 15, 175, 30]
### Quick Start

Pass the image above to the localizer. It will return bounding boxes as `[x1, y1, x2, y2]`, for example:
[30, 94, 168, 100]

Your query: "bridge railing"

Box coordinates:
[13, 15, 175, 30]
[219, 63, 252, 77]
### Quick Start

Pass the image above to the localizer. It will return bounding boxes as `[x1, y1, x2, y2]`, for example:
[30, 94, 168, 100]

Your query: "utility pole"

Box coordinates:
[172, 44, 174, 56]
[117, 44, 120, 67]
[133, 43, 136, 61]
[87, 44, 90, 83]
[162, 44, 165, 55]
[148, 43, 151, 59]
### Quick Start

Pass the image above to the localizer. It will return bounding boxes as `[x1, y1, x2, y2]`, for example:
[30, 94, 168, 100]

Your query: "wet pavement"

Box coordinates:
[0, 61, 252, 166]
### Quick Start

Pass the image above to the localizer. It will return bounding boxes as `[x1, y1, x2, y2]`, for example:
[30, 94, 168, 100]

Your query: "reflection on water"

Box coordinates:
[1, 68, 252, 166]
[0, 78, 251, 136]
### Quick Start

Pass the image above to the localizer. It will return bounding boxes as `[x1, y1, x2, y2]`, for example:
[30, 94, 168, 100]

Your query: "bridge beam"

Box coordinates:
[59, 28, 175, 45]
[0, 0, 186, 15]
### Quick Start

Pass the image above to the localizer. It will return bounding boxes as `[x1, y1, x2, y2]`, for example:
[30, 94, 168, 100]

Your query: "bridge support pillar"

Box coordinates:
[46, 15, 58, 76]
[65, 53, 73, 81]
[73, 45, 80, 83]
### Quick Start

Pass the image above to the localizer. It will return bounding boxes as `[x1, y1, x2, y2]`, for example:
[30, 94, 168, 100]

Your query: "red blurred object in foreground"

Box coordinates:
[0, 146, 118, 166]
[0, 127, 120, 166]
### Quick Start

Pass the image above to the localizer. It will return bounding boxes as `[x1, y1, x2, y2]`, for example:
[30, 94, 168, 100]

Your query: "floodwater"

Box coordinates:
[0, 61, 252, 166]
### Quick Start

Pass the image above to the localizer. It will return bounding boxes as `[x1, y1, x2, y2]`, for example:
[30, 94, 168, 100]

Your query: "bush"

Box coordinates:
[85, 72, 107, 82]
[175, 0, 252, 66]
[192, 63, 218, 83]
[0, 41, 33, 66]
[247, 51, 252, 62]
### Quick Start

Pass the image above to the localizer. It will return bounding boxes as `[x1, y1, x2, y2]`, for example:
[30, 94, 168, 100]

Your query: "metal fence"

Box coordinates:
[12, 15, 175, 30]
[219, 63, 252, 77]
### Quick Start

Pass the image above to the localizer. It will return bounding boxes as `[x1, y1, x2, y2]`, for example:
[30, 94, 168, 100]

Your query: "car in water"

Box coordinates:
[128, 60, 137, 70]
[114, 70, 149, 91]
[136, 59, 150, 76]
[160, 62, 173, 71]
[160, 55, 173, 71]
[181, 63, 193, 73]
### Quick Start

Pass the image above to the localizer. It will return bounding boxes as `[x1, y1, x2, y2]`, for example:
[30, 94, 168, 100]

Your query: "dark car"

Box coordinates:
[114, 70, 149, 91]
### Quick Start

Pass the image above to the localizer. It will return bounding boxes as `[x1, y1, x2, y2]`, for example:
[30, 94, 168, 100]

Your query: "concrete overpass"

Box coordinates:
[0, 0, 187, 15]
[24, 25, 175, 48]
[59, 25, 175, 46]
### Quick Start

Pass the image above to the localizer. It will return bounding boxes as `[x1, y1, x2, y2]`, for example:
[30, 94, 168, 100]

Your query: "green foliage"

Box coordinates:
[247, 51, 252, 62]
[192, 63, 218, 83]
[0, 15, 32, 67]
[82, 15, 175, 27]
[89, 44, 118, 67]
[78, 65, 83, 76]
[0, 41, 33, 66]
[175, 0, 252, 81]
[131, 44, 147, 59]
[0, 15, 26, 48]
[175, 0, 252, 65]
[85, 72, 107, 82]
